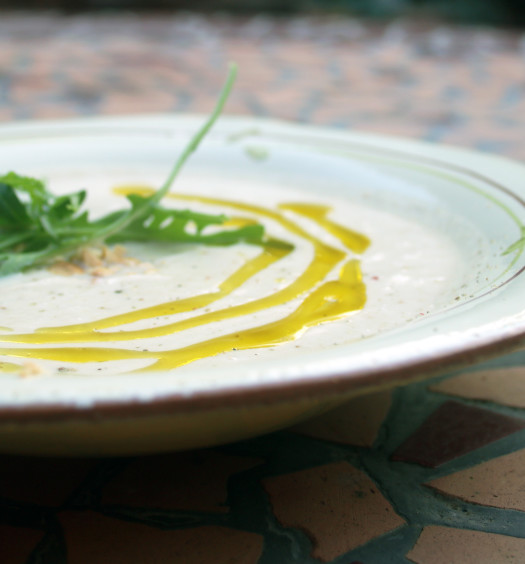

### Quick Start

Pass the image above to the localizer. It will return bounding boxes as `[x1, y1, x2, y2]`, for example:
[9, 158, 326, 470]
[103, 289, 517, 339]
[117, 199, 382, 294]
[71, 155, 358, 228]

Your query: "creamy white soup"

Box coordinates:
[0, 168, 472, 380]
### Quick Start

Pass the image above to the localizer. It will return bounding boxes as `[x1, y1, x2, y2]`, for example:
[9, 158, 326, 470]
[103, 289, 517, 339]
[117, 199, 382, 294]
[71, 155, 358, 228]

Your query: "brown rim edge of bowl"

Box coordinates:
[0, 328, 523, 425]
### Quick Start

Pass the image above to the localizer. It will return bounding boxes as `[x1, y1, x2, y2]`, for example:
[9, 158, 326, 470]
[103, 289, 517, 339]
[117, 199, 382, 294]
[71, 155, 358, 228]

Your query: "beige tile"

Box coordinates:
[264, 461, 404, 561]
[407, 526, 525, 563]
[0, 109, 16, 122]
[426, 448, 525, 511]
[31, 105, 81, 120]
[430, 367, 525, 409]
[98, 91, 176, 115]
[291, 390, 391, 447]
[356, 121, 429, 139]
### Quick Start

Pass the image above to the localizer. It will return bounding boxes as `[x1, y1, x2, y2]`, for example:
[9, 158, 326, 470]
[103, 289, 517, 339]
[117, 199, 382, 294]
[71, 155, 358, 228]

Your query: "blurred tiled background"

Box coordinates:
[1, 13, 525, 161]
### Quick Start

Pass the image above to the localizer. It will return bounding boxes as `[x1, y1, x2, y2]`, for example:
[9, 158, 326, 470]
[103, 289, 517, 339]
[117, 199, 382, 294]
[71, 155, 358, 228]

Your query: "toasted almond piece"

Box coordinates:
[19, 360, 45, 378]
[79, 247, 103, 268]
[91, 266, 116, 277]
[49, 260, 85, 276]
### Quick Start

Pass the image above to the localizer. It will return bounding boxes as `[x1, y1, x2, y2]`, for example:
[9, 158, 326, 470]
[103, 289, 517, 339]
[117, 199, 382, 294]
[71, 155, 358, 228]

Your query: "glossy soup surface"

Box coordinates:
[0, 170, 468, 378]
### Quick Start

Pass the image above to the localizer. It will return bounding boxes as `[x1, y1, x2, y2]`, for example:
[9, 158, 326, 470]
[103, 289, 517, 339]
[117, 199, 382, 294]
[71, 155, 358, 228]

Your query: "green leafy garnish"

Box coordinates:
[502, 225, 525, 256]
[0, 64, 266, 277]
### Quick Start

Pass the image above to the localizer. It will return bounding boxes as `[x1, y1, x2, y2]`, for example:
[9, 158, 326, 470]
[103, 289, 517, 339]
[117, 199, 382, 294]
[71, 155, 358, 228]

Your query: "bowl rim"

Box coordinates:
[0, 114, 524, 424]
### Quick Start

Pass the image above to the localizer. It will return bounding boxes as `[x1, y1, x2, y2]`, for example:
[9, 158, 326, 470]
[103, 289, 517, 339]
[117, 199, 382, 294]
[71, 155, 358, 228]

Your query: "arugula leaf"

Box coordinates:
[0, 183, 32, 227]
[0, 246, 55, 277]
[109, 200, 265, 246]
[502, 226, 525, 256]
[90, 62, 239, 244]
[0, 63, 269, 278]
[0, 171, 49, 202]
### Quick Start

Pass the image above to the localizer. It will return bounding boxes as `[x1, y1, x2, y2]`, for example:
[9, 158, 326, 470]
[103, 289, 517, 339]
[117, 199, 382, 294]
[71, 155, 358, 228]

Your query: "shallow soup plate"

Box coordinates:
[0, 115, 523, 455]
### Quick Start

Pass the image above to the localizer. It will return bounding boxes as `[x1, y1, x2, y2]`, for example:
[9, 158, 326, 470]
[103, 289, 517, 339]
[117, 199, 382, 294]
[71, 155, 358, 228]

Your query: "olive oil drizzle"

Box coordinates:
[0, 361, 21, 373]
[0, 258, 366, 371]
[142, 257, 366, 372]
[0, 191, 370, 372]
[3, 191, 345, 343]
[278, 203, 370, 253]
[4, 246, 288, 344]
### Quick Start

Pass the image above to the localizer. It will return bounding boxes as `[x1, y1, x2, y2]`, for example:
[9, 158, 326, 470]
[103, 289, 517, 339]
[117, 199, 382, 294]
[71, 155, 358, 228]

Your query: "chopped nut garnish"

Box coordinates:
[49, 245, 141, 277]
[19, 360, 46, 378]
[49, 261, 85, 276]
[91, 266, 115, 277]
[102, 244, 134, 264]
[79, 247, 104, 268]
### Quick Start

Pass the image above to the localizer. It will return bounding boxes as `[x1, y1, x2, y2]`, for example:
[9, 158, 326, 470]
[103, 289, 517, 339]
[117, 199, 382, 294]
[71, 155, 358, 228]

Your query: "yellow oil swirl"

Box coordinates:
[0, 259, 365, 371]
[4, 246, 289, 344]
[0, 361, 21, 373]
[278, 203, 370, 254]
[0, 190, 370, 373]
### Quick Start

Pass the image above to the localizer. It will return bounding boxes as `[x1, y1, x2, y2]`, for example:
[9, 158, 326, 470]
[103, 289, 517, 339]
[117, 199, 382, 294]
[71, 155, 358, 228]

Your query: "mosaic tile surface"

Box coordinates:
[0, 12, 525, 564]
[0, 13, 524, 161]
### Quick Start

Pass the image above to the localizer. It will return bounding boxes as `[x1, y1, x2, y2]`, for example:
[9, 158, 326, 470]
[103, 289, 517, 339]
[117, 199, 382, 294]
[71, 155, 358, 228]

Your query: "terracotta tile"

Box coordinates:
[355, 121, 429, 139]
[0, 524, 44, 564]
[0, 109, 16, 122]
[426, 448, 525, 511]
[391, 401, 525, 467]
[430, 367, 525, 409]
[263, 461, 405, 562]
[406, 525, 525, 563]
[0, 456, 96, 506]
[291, 391, 391, 447]
[98, 91, 176, 115]
[102, 451, 260, 513]
[234, 63, 281, 86]
[0, 15, 523, 156]
[60, 511, 263, 564]
[31, 104, 82, 120]
[254, 88, 312, 109]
